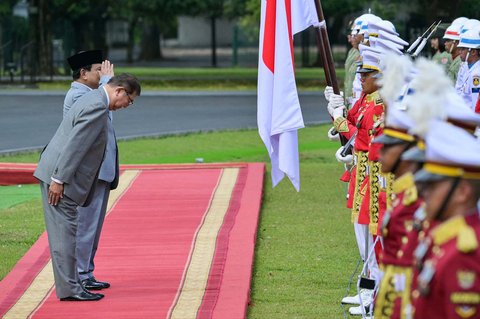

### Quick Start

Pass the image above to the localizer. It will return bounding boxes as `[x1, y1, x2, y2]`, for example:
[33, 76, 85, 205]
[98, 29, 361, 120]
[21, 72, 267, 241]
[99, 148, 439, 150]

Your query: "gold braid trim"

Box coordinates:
[399, 266, 414, 319]
[369, 161, 381, 235]
[352, 151, 368, 223]
[386, 172, 395, 210]
[374, 265, 396, 319]
[374, 265, 414, 319]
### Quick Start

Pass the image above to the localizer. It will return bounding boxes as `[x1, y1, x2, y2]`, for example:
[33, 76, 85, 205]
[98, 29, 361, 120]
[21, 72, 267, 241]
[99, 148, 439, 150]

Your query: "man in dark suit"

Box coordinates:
[34, 74, 141, 301]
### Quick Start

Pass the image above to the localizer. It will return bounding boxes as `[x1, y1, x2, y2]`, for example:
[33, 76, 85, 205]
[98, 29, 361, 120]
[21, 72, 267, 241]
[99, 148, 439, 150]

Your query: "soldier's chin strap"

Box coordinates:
[435, 177, 461, 221]
[466, 48, 471, 64]
[391, 142, 414, 175]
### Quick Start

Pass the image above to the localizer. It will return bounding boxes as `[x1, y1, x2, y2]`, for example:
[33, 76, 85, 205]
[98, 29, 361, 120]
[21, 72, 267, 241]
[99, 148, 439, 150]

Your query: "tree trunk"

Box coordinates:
[126, 18, 137, 64]
[29, 0, 52, 77]
[139, 21, 161, 61]
[93, 18, 108, 58]
[210, 16, 217, 67]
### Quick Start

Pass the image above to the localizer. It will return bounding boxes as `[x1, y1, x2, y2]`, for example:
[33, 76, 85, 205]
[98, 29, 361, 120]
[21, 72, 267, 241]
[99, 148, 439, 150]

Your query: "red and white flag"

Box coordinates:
[257, 0, 319, 191]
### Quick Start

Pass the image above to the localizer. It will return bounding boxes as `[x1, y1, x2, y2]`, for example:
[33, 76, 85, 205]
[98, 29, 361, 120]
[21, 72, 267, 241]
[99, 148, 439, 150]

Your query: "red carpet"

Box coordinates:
[0, 163, 264, 319]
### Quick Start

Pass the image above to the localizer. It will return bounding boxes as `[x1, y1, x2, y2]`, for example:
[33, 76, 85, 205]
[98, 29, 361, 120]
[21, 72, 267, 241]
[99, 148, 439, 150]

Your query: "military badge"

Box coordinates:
[473, 76, 480, 87]
[457, 270, 476, 290]
[455, 306, 477, 318]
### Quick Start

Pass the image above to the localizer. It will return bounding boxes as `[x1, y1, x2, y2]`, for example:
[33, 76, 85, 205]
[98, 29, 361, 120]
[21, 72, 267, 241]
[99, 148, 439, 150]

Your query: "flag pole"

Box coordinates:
[313, 0, 347, 146]
[313, 0, 340, 94]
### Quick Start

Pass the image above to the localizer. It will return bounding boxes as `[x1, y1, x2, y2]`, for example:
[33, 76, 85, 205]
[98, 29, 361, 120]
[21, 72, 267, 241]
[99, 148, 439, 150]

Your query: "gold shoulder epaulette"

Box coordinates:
[457, 225, 478, 253]
[392, 173, 418, 205]
[432, 216, 465, 246]
[366, 91, 383, 105]
[432, 216, 479, 253]
[392, 172, 414, 193]
[403, 186, 418, 206]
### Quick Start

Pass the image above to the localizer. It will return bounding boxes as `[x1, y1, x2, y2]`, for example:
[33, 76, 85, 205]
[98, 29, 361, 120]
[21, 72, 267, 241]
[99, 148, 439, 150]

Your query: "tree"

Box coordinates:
[183, 0, 247, 67]
[132, 0, 180, 61]
[0, 0, 23, 73]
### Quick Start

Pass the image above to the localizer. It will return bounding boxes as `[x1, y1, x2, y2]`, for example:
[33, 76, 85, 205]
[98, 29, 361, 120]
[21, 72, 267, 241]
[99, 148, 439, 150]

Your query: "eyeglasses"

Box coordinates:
[125, 91, 134, 105]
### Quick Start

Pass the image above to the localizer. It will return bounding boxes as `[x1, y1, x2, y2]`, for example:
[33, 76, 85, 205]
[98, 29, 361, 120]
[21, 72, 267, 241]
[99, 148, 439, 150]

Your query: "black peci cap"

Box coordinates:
[67, 50, 103, 71]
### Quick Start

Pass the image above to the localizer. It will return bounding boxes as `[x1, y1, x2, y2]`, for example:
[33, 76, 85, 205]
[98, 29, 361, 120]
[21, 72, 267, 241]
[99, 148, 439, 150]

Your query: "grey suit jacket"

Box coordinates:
[63, 76, 111, 117]
[34, 88, 109, 206]
[63, 77, 119, 190]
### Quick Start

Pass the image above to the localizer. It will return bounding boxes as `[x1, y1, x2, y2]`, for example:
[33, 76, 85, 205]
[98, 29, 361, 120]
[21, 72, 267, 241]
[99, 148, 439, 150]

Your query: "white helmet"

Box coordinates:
[353, 14, 381, 34]
[443, 24, 462, 41]
[452, 17, 469, 27]
[458, 27, 480, 49]
[351, 16, 362, 35]
[460, 19, 480, 35]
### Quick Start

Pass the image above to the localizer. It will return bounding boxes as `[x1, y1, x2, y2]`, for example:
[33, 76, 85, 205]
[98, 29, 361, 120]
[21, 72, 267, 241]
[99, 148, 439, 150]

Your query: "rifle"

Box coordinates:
[411, 20, 442, 58]
[406, 21, 437, 54]
[313, 0, 348, 146]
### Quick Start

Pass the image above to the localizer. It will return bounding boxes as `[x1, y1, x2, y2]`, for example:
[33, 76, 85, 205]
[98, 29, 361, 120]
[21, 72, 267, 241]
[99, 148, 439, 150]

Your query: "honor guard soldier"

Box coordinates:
[444, 22, 464, 83]
[328, 45, 383, 311]
[411, 121, 480, 319]
[372, 107, 423, 319]
[455, 23, 480, 110]
[344, 17, 362, 108]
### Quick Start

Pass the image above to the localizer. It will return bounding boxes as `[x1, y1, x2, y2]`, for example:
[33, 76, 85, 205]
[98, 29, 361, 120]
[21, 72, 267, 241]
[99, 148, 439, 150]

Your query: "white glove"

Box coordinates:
[327, 94, 345, 118]
[335, 146, 353, 164]
[324, 86, 344, 102]
[324, 86, 334, 102]
[329, 94, 345, 108]
[327, 126, 340, 142]
[332, 106, 345, 119]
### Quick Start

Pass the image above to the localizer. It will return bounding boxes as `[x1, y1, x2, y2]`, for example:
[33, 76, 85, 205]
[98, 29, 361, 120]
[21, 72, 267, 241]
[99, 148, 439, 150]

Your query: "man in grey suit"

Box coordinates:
[64, 50, 116, 291]
[34, 74, 141, 301]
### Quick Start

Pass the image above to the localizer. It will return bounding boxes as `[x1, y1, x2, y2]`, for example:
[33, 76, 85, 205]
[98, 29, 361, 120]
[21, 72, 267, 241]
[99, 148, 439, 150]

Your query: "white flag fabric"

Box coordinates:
[257, 0, 319, 191]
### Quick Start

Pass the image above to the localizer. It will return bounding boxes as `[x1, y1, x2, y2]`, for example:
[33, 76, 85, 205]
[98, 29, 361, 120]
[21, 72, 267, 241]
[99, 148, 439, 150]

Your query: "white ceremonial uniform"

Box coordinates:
[455, 60, 480, 110]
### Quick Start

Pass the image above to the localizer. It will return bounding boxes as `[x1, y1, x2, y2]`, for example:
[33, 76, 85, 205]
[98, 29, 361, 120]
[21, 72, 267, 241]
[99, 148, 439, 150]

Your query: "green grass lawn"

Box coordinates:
[0, 125, 359, 318]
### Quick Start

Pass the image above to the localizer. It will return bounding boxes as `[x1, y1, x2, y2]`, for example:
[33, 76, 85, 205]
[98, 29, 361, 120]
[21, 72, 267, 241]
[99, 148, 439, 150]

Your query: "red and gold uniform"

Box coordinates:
[366, 114, 394, 235]
[335, 90, 385, 224]
[412, 213, 480, 319]
[374, 172, 422, 319]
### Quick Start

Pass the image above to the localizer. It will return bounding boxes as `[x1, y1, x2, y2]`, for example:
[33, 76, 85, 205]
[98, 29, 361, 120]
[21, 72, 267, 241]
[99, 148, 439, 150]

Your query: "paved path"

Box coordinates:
[0, 91, 329, 154]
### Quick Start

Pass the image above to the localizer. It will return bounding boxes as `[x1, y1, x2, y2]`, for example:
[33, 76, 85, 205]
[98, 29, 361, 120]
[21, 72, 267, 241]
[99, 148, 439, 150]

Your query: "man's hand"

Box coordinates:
[324, 86, 333, 102]
[335, 146, 353, 164]
[327, 126, 340, 142]
[328, 94, 346, 118]
[48, 181, 64, 206]
[324, 86, 343, 102]
[101, 60, 114, 77]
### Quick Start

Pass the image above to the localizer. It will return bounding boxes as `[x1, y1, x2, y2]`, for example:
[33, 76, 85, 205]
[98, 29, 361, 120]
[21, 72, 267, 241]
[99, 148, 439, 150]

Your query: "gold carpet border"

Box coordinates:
[2, 170, 140, 319]
[169, 167, 239, 319]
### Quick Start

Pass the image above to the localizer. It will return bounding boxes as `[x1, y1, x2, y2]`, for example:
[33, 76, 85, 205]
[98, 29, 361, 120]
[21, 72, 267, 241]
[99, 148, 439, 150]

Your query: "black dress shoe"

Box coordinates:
[82, 278, 110, 290]
[60, 291, 104, 301]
